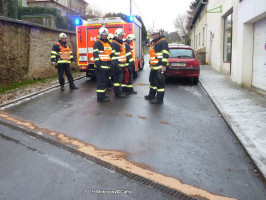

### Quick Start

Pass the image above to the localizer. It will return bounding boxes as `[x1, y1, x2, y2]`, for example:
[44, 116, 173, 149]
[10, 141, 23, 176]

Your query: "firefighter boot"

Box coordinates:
[60, 85, 64, 91]
[70, 83, 79, 90]
[144, 95, 155, 100]
[97, 97, 110, 102]
[151, 98, 164, 104]
[127, 89, 137, 94]
[115, 93, 126, 98]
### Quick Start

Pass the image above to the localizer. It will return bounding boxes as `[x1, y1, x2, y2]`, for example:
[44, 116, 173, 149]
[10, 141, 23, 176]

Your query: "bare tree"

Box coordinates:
[174, 14, 189, 39]
[174, 0, 200, 44]
[83, 5, 102, 19]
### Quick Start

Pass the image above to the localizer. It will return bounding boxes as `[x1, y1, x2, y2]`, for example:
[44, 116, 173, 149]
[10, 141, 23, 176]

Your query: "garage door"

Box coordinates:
[252, 17, 266, 91]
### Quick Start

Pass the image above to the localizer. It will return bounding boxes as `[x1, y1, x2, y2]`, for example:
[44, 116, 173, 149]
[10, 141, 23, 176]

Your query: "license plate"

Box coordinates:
[79, 56, 88, 62]
[171, 62, 186, 67]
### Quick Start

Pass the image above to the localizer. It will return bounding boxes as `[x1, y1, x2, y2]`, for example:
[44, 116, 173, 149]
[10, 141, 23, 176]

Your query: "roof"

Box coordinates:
[189, 0, 208, 29]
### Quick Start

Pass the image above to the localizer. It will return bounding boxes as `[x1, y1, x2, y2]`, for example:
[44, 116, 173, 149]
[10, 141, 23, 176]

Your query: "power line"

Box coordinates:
[131, 0, 152, 24]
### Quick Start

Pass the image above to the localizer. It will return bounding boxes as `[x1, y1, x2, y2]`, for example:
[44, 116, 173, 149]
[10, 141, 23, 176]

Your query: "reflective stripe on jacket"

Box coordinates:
[111, 39, 127, 67]
[57, 42, 71, 61]
[149, 36, 169, 70]
[98, 40, 112, 61]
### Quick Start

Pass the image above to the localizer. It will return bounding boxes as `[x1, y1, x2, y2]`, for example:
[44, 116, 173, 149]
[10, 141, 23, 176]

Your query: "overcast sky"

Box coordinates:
[85, 0, 191, 33]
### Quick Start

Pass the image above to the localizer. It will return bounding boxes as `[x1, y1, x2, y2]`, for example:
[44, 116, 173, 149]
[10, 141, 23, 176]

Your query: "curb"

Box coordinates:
[0, 76, 85, 110]
[199, 81, 266, 183]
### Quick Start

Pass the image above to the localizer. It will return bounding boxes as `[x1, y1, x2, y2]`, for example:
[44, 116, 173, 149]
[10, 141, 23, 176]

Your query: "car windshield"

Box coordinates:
[169, 49, 194, 58]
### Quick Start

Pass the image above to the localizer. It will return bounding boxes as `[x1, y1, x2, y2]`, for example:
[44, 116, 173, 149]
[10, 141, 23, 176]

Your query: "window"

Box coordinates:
[196, 35, 197, 49]
[169, 49, 195, 58]
[203, 27, 205, 46]
[199, 33, 201, 47]
[224, 12, 232, 62]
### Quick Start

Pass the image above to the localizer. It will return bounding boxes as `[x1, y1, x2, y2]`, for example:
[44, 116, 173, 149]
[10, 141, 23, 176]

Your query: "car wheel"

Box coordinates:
[193, 77, 199, 84]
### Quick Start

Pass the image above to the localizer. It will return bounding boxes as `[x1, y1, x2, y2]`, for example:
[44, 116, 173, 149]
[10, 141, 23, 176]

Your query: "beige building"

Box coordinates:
[190, 0, 266, 92]
[25, 0, 88, 16]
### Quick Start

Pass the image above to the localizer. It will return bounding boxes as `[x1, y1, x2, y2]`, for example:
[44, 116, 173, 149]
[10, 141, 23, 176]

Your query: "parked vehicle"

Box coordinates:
[76, 17, 143, 79]
[166, 44, 200, 84]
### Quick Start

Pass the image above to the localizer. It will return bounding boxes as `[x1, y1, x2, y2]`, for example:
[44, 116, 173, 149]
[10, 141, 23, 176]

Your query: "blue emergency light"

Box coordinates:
[75, 18, 82, 25]
[128, 16, 134, 22]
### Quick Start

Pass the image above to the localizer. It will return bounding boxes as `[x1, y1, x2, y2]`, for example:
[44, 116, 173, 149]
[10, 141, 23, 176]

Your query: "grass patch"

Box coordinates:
[0, 70, 83, 95]
[0, 75, 58, 95]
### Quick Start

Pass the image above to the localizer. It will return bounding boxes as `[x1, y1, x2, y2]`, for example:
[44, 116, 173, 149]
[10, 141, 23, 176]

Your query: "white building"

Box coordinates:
[190, 0, 266, 92]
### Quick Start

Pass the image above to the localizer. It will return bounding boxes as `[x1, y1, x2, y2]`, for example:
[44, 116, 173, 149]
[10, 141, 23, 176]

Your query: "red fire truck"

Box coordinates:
[76, 17, 143, 79]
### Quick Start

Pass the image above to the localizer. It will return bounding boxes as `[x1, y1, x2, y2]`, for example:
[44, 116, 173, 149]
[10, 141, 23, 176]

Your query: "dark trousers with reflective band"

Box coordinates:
[121, 67, 128, 93]
[96, 68, 109, 99]
[108, 69, 113, 87]
[127, 68, 134, 92]
[113, 68, 123, 95]
[57, 63, 74, 86]
[148, 69, 165, 99]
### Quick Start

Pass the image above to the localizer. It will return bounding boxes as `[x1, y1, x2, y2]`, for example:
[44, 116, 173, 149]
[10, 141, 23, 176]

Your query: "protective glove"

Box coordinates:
[96, 65, 102, 71]
[129, 62, 135, 70]
[157, 69, 165, 82]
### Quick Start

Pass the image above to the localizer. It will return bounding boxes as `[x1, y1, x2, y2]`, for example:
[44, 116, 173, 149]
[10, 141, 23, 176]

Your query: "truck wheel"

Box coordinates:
[133, 68, 138, 78]
[91, 75, 97, 81]
[86, 71, 90, 77]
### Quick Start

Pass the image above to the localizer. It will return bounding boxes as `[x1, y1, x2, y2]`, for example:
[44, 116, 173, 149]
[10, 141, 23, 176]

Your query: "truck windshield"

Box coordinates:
[169, 49, 194, 58]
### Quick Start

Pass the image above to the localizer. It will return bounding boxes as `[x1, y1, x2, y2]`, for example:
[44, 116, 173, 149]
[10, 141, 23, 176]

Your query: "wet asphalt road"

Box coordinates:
[0, 124, 177, 200]
[1, 56, 266, 199]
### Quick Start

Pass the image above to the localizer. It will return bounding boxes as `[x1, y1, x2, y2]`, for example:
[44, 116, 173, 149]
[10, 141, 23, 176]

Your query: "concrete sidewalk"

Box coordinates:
[200, 65, 266, 180]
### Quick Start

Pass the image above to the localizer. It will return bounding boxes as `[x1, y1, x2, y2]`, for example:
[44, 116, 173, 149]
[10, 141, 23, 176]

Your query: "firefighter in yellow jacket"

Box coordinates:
[123, 34, 137, 94]
[93, 27, 112, 102]
[110, 28, 127, 98]
[145, 28, 169, 104]
[51, 33, 78, 91]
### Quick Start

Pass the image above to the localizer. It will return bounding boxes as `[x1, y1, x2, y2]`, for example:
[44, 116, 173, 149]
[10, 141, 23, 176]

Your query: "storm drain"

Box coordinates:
[0, 119, 198, 200]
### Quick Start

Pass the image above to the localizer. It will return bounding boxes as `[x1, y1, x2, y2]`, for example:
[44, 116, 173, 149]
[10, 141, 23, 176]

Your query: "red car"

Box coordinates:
[166, 44, 200, 84]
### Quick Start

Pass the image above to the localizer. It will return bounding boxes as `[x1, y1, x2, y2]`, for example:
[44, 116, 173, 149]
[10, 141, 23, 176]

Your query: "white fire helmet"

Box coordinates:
[107, 33, 114, 42]
[59, 33, 67, 39]
[99, 27, 109, 36]
[151, 28, 161, 35]
[126, 34, 136, 41]
[114, 28, 125, 37]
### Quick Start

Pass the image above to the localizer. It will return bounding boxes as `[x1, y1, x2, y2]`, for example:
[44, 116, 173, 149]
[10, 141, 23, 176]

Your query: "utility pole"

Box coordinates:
[130, 0, 132, 15]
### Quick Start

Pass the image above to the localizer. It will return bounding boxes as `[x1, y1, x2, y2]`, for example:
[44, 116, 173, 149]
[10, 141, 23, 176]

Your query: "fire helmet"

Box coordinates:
[99, 27, 109, 36]
[107, 33, 114, 42]
[126, 34, 136, 41]
[151, 28, 161, 35]
[59, 33, 67, 39]
[114, 28, 125, 37]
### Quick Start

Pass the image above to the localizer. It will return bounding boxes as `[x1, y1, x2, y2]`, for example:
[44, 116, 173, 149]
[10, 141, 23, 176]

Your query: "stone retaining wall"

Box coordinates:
[0, 16, 76, 86]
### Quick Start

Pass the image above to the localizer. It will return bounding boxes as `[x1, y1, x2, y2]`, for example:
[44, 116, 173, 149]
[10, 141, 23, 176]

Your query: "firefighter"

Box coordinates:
[145, 28, 169, 104]
[51, 33, 78, 91]
[107, 33, 114, 90]
[123, 34, 137, 94]
[93, 27, 112, 102]
[110, 28, 127, 98]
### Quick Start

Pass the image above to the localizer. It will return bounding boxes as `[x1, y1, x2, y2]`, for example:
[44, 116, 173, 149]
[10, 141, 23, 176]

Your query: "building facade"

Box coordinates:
[190, 0, 266, 91]
[25, 0, 88, 16]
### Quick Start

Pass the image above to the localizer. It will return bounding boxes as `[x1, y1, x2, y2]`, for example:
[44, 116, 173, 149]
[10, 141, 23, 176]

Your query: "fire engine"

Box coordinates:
[76, 17, 143, 79]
